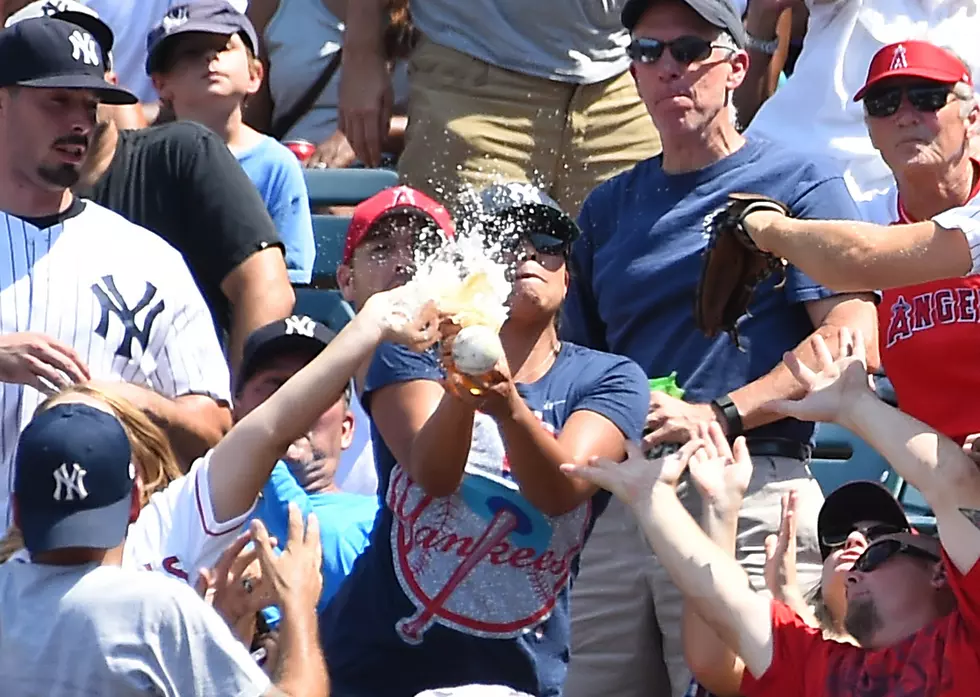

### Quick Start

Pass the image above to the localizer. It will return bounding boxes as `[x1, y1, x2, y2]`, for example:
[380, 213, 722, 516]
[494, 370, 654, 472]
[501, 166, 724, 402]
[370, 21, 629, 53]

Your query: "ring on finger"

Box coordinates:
[242, 577, 255, 594]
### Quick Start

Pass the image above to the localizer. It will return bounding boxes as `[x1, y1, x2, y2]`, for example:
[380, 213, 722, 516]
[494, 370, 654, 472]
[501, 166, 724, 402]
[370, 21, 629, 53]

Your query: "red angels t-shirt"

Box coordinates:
[740, 551, 980, 697]
[878, 174, 980, 444]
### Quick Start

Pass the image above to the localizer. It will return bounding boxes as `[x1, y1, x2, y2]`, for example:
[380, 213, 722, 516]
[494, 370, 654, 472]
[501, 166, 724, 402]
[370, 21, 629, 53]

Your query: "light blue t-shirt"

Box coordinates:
[236, 135, 315, 283]
[254, 462, 379, 624]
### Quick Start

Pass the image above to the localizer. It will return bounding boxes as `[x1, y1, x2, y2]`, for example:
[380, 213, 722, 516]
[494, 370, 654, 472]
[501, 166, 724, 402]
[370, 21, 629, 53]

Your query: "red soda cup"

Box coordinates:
[284, 139, 316, 164]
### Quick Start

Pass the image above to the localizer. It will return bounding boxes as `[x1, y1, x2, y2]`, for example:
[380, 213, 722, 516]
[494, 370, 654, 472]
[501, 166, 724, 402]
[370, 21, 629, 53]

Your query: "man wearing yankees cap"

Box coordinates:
[0, 17, 233, 525]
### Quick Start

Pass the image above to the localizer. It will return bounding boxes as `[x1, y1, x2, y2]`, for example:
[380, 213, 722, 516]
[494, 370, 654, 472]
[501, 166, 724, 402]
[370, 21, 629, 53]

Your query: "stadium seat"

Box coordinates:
[293, 287, 355, 332]
[810, 422, 904, 498]
[311, 214, 351, 282]
[304, 167, 399, 208]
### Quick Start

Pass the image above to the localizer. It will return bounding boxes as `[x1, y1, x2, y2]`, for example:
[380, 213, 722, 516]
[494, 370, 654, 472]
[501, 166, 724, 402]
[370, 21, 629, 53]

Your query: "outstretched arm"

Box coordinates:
[744, 212, 973, 292]
[207, 289, 440, 523]
[768, 327, 980, 574]
[562, 440, 776, 679]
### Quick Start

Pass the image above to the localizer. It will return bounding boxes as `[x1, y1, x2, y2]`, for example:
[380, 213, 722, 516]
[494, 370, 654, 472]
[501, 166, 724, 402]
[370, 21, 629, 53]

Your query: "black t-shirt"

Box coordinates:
[81, 121, 283, 332]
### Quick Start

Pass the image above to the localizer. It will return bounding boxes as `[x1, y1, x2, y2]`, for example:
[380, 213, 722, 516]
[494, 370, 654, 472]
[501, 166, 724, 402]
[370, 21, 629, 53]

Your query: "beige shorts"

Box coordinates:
[566, 455, 825, 697]
[398, 37, 661, 217]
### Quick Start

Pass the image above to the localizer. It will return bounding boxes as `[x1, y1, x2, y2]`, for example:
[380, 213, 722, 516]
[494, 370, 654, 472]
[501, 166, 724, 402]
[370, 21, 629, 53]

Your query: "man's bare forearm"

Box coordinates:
[753, 217, 971, 291]
[343, 0, 385, 53]
[730, 321, 877, 431]
[271, 597, 329, 697]
[681, 504, 745, 697]
[634, 484, 774, 678]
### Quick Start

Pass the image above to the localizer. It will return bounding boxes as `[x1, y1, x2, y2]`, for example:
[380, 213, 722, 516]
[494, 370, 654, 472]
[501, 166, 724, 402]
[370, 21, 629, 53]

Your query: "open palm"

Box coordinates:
[767, 327, 872, 424]
[688, 423, 752, 517]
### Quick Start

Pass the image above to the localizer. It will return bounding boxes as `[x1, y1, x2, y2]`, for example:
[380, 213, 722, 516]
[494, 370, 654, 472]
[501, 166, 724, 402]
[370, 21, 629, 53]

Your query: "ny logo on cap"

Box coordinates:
[284, 315, 316, 337]
[69, 29, 99, 66]
[890, 44, 908, 71]
[162, 6, 190, 31]
[41, 0, 72, 13]
[52, 463, 88, 501]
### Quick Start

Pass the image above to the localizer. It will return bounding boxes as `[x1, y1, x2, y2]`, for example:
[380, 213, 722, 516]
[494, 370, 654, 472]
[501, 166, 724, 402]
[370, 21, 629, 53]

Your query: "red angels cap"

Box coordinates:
[342, 186, 455, 265]
[854, 40, 973, 101]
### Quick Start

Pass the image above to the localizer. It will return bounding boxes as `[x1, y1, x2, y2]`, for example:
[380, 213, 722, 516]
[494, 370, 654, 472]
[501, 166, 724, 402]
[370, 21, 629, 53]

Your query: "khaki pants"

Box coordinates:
[398, 37, 661, 217]
[566, 455, 825, 697]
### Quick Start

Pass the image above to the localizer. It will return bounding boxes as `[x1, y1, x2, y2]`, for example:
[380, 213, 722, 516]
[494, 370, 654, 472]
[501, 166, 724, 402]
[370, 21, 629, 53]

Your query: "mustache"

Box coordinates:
[52, 134, 90, 148]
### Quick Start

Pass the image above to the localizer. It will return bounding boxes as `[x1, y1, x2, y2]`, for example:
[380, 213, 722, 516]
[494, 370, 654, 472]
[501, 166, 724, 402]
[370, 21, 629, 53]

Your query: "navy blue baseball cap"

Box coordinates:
[4, 1, 115, 57]
[817, 480, 911, 560]
[0, 17, 135, 104]
[146, 0, 260, 75]
[236, 314, 337, 394]
[477, 182, 581, 249]
[14, 402, 135, 554]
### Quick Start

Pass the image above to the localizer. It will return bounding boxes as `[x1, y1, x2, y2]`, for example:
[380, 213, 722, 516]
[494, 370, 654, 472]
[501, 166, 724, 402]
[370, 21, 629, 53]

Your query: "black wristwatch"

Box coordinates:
[711, 394, 744, 437]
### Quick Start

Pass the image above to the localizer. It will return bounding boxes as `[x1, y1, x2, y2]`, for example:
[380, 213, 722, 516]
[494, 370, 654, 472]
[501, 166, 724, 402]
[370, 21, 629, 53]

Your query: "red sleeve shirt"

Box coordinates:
[740, 552, 980, 697]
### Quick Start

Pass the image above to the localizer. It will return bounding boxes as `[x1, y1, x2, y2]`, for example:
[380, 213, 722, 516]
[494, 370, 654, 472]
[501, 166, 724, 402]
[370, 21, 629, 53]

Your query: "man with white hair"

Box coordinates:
[741, 0, 980, 205]
[561, 1, 879, 695]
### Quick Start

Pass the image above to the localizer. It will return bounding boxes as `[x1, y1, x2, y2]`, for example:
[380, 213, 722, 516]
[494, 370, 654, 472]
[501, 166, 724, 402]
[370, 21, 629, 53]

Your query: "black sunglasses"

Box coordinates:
[627, 36, 735, 66]
[820, 522, 904, 550]
[863, 83, 954, 118]
[852, 538, 940, 573]
[499, 232, 569, 261]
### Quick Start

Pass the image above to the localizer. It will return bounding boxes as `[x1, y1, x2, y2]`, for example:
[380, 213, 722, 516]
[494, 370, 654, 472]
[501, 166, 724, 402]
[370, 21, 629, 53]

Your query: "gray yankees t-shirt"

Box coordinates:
[0, 561, 271, 696]
[410, 0, 632, 83]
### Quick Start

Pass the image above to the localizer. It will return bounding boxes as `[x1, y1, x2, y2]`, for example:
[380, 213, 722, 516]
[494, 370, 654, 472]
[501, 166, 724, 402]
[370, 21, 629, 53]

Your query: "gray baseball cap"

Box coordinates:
[621, 0, 747, 48]
[476, 182, 580, 247]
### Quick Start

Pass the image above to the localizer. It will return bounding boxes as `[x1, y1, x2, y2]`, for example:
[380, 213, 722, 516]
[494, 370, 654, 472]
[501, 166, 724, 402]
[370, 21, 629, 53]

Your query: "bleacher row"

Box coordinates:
[294, 168, 937, 532]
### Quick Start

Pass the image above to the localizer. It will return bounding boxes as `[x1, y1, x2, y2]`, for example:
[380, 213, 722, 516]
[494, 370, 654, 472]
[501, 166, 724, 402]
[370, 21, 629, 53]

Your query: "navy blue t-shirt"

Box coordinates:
[562, 136, 862, 444]
[320, 341, 647, 697]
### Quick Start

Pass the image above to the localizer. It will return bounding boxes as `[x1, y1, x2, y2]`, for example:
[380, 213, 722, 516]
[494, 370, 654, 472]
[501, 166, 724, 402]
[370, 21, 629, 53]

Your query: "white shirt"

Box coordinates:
[747, 0, 980, 204]
[0, 562, 269, 696]
[0, 201, 231, 524]
[10, 451, 255, 588]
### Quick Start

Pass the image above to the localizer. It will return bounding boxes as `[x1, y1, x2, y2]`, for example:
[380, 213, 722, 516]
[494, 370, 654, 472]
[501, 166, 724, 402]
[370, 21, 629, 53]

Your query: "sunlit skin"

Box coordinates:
[151, 32, 261, 115]
[866, 77, 976, 174]
[628, 0, 747, 148]
[500, 239, 568, 322]
[337, 213, 442, 310]
[0, 86, 98, 201]
[820, 529, 870, 633]
[235, 352, 353, 494]
[843, 541, 952, 649]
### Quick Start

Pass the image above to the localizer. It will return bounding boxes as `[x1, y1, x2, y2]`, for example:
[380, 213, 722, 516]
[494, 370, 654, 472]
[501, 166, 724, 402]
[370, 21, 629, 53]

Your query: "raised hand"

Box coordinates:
[194, 529, 277, 643]
[688, 422, 752, 520]
[361, 285, 443, 352]
[0, 332, 91, 394]
[561, 439, 704, 507]
[766, 327, 871, 424]
[251, 504, 323, 611]
[763, 491, 800, 603]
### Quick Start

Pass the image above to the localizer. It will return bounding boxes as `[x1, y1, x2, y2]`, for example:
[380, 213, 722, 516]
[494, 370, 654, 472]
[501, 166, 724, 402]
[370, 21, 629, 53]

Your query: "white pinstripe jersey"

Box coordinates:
[0, 200, 231, 524]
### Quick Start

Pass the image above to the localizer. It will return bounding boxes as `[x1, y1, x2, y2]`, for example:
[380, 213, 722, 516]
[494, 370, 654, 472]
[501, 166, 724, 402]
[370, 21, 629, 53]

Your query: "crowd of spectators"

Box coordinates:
[1, 0, 980, 696]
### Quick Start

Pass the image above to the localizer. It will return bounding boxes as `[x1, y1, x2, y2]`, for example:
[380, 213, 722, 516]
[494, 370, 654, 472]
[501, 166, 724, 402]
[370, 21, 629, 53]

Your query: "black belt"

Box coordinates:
[745, 437, 811, 462]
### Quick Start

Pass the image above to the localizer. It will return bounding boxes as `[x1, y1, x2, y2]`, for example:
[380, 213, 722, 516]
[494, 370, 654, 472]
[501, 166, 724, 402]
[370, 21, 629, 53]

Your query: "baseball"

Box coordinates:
[452, 325, 504, 375]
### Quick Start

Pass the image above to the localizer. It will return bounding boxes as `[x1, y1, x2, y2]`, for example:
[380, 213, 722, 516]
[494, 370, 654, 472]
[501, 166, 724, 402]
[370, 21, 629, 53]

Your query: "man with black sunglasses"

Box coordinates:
[563, 1, 878, 695]
[563, 325, 980, 697]
[730, 43, 980, 295]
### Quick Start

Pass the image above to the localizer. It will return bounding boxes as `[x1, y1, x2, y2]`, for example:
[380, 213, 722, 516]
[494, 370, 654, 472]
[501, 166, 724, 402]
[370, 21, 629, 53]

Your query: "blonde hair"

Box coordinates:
[0, 384, 182, 562]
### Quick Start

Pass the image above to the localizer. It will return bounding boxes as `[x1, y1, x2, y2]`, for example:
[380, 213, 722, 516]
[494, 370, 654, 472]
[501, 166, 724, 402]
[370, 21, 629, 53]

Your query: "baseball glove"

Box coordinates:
[694, 193, 792, 348]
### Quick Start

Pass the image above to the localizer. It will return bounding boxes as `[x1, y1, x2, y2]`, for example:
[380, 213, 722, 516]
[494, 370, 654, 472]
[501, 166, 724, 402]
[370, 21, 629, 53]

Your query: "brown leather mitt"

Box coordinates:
[694, 193, 791, 348]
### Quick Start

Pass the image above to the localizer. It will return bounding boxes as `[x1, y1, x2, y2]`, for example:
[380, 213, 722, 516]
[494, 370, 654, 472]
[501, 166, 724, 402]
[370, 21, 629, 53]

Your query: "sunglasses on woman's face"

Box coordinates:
[626, 36, 734, 66]
[863, 83, 954, 118]
[820, 522, 904, 551]
[501, 233, 569, 262]
[852, 538, 940, 573]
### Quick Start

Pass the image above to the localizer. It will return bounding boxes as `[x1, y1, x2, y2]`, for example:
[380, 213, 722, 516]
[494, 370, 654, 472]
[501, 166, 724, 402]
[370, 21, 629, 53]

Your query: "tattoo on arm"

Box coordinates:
[959, 508, 980, 531]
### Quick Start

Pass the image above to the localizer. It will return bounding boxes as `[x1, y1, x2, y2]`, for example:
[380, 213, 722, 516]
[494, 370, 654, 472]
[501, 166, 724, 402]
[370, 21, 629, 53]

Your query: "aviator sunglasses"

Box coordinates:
[820, 521, 904, 551]
[627, 36, 735, 66]
[852, 538, 940, 573]
[863, 83, 955, 118]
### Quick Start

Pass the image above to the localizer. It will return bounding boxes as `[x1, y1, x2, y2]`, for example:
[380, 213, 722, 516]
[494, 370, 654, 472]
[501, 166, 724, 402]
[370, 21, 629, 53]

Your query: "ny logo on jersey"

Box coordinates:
[284, 315, 317, 337]
[92, 276, 166, 360]
[52, 463, 88, 501]
[890, 44, 908, 71]
[69, 29, 100, 67]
